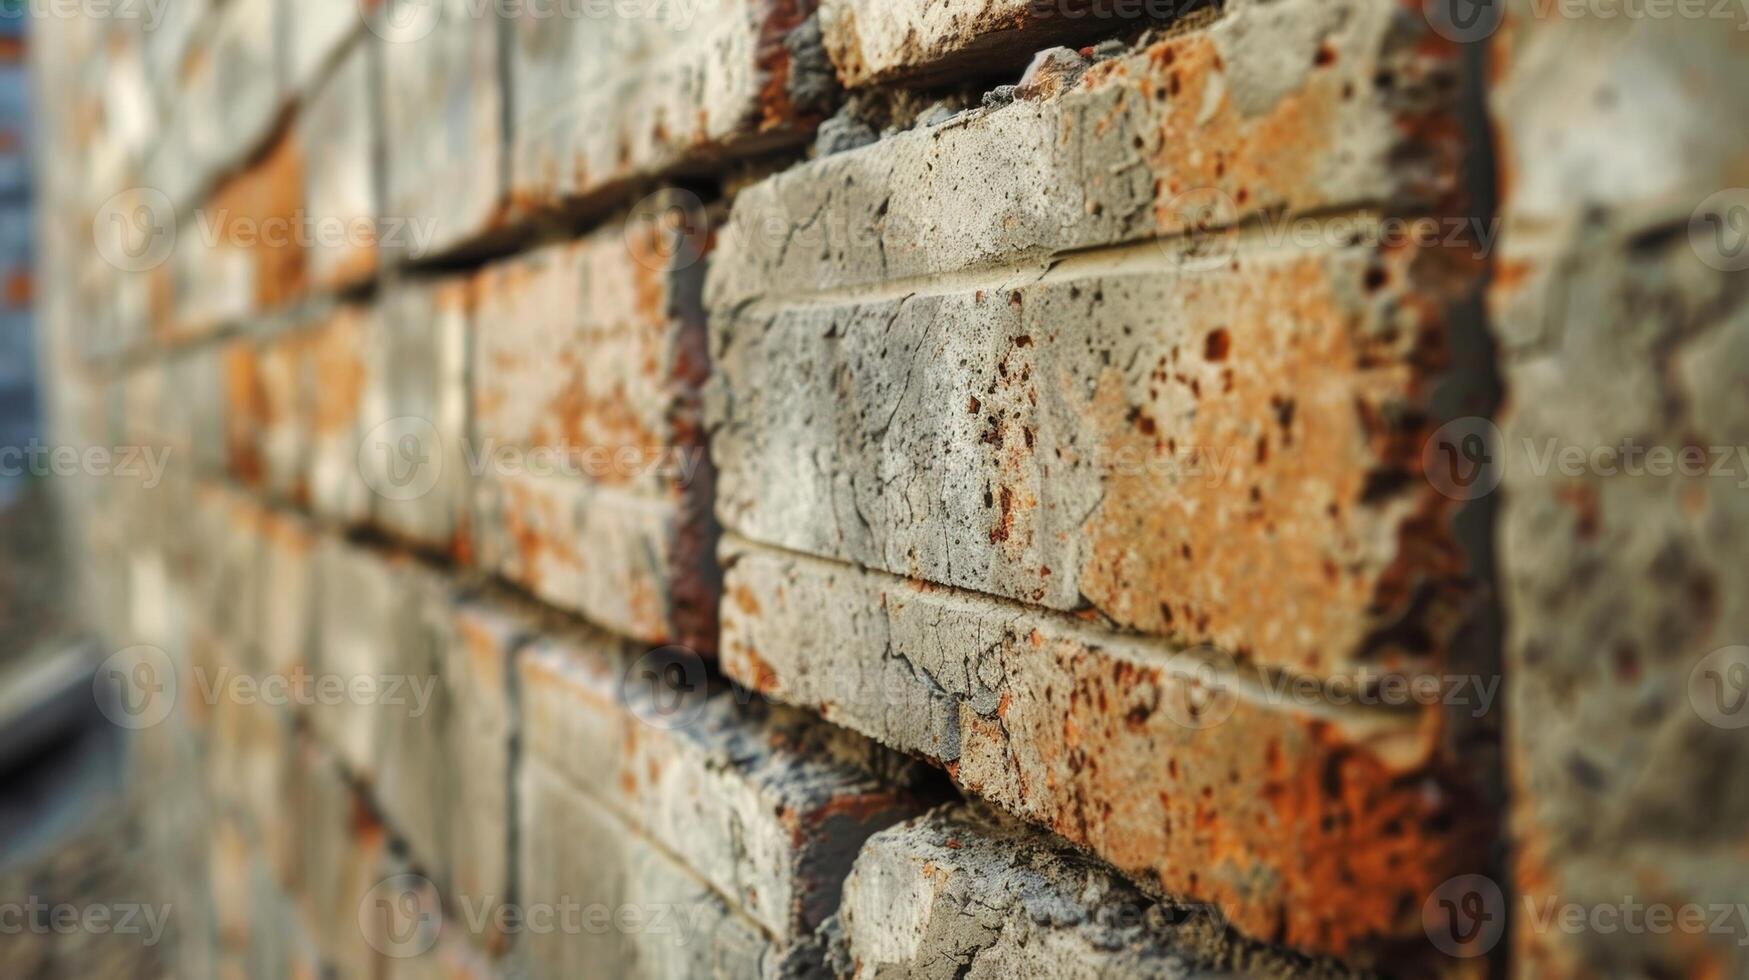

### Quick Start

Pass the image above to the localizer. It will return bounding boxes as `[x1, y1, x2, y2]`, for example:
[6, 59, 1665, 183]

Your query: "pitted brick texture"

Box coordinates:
[834, 804, 1357, 979]
[712, 238, 1480, 678]
[518, 619, 935, 949]
[720, 538, 1489, 960]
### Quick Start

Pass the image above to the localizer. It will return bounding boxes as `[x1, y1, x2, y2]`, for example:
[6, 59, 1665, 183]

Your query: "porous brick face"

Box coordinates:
[35, 0, 1739, 975]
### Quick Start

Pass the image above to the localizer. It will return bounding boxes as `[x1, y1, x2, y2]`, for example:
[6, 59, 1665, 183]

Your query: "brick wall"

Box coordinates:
[25, 0, 1749, 976]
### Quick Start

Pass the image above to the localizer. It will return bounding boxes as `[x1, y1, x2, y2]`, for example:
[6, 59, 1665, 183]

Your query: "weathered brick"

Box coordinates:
[379, 0, 506, 260]
[444, 599, 528, 955]
[519, 620, 934, 950]
[708, 0, 1463, 308]
[299, 37, 379, 291]
[517, 762, 779, 979]
[282, 735, 393, 980]
[721, 537, 1492, 963]
[305, 304, 375, 525]
[171, 131, 306, 340]
[256, 326, 316, 503]
[1488, 4, 1749, 976]
[506, 0, 830, 217]
[835, 804, 1354, 978]
[365, 276, 473, 554]
[713, 235, 1481, 679]
[281, 0, 370, 95]
[819, 0, 1193, 89]
[471, 210, 718, 648]
[181, 0, 284, 184]
[254, 507, 319, 679]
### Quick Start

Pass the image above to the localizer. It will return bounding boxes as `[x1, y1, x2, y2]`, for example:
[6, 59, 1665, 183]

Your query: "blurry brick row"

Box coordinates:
[1489, 0, 1749, 975]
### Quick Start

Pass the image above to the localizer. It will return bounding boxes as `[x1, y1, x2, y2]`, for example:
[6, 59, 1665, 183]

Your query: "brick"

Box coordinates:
[721, 538, 1492, 963]
[1489, 6, 1749, 977]
[443, 599, 528, 955]
[518, 621, 934, 950]
[282, 735, 393, 980]
[305, 304, 375, 525]
[299, 37, 380, 291]
[171, 131, 307, 340]
[517, 762, 779, 979]
[365, 276, 473, 554]
[281, 0, 369, 94]
[506, 0, 830, 217]
[819, 0, 1193, 89]
[254, 508, 320, 679]
[836, 804, 1353, 978]
[708, 0, 1463, 308]
[470, 212, 718, 648]
[181, 0, 284, 183]
[713, 235, 1482, 679]
[256, 326, 316, 503]
[379, 0, 506, 260]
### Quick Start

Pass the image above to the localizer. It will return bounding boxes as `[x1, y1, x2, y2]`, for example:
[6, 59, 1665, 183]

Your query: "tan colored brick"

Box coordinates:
[470, 212, 718, 648]
[721, 537, 1493, 964]
[518, 618, 934, 949]
[837, 804, 1356, 978]
[299, 37, 380, 291]
[709, 0, 1464, 308]
[380, 0, 506, 260]
[506, 0, 829, 216]
[713, 235, 1482, 679]
[820, 0, 1189, 89]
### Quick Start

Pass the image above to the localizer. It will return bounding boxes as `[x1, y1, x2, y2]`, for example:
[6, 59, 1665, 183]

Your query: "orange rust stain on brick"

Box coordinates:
[1076, 251, 1466, 676]
[753, 0, 814, 134]
[731, 584, 763, 617]
[310, 312, 367, 437]
[224, 344, 268, 487]
[954, 634, 1482, 959]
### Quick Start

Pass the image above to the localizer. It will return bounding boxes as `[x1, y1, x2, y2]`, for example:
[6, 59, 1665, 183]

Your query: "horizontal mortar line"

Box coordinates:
[721, 532, 1429, 737]
[725, 201, 1412, 315]
[523, 755, 785, 947]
